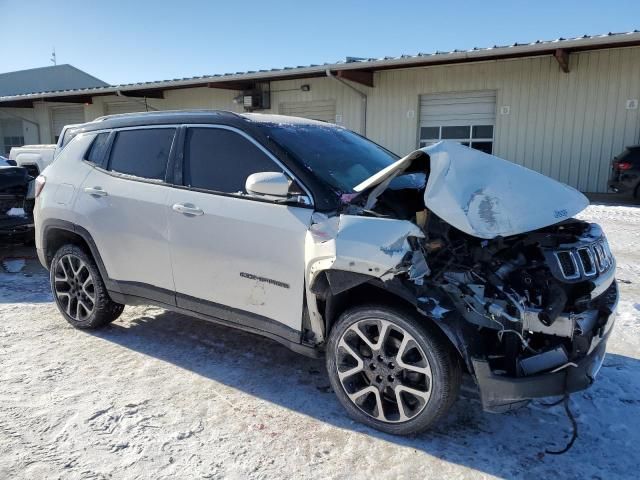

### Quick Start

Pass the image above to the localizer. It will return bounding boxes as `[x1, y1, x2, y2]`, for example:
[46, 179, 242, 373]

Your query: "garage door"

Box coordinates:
[279, 100, 336, 123]
[51, 106, 85, 142]
[418, 91, 496, 153]
[105, 101, 146, 116]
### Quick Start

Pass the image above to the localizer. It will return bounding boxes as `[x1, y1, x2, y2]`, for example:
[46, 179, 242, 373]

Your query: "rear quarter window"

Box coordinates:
[84, 132, 111, 168]
[108, 128, 175, 181]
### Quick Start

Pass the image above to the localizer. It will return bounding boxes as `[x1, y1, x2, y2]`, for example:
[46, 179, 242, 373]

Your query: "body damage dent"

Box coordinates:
[354, 141, 589, 239]
[304, 213, 426, 343]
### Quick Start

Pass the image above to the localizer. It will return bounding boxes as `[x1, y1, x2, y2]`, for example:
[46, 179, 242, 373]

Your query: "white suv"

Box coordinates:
[35, 111, 618, 435]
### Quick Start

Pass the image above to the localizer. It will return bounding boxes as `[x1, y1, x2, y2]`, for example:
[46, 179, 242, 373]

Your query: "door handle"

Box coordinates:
[84, 186, 108, 197]
[172, 203, 204, 216]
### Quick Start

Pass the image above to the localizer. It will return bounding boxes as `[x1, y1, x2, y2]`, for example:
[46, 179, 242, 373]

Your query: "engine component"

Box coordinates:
[539, 283, 568, 326]
[519, 347, 569, 376]
[522, 309, 574, 338]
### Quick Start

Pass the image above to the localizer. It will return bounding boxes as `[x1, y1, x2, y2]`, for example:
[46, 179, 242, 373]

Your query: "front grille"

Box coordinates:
[553, 240, 613, 281]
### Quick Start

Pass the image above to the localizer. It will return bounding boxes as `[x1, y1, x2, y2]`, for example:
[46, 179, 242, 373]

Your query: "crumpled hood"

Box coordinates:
[354, 141, 589, 239]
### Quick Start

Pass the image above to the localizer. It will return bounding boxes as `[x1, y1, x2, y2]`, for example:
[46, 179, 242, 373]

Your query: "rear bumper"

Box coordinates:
[473, 281, 618, 412]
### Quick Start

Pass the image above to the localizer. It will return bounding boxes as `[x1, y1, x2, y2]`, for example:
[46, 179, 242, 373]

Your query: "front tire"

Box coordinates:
[50, 244, 124, 329]
[326, 305, 461, 435]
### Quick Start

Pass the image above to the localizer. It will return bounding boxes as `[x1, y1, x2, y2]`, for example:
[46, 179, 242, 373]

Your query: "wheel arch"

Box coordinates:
[41, 219, 118, 292]
[312, 269, 469, 370]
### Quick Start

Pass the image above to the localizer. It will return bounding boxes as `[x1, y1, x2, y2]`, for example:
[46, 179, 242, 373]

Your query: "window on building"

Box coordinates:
[108, 128, 175, 181]
[184, 128, 279, 194]
[419, 124, 494, 154]
[2, 136, 25, 155]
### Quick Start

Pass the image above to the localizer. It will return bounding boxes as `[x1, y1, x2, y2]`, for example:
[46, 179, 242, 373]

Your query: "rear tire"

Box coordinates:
[50, 244, 124, 329]
[326, 305, 461, 435]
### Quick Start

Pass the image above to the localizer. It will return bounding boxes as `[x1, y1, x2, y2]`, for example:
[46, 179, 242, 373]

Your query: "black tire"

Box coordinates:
[326, 305, 461, 435]
[50, 244, 124, 329]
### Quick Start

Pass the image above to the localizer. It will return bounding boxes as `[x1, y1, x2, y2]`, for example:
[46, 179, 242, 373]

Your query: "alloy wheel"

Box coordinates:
[53, 254, 96, 322]
[336, 318, 432, 423]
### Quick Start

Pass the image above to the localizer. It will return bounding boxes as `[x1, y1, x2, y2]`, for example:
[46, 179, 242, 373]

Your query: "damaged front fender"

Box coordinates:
[304, 213, 426, 342]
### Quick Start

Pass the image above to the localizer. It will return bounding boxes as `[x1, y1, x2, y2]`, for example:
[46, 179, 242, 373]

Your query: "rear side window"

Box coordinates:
[85, 132, 111, 167]
[62, 129, 77, 147]
[185, 128, 278, 193]
[108, 128, 175, 181]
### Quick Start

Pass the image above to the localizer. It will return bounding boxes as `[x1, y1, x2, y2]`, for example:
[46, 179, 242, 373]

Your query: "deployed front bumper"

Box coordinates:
[473, 281, 618, 413]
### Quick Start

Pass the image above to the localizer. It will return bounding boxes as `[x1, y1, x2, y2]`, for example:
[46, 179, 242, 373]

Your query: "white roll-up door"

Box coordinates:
[418, 90, 496, 154]
[105, 101, 146, 116]
[279, 100, 337, 123]
[51, 106, 85, 141]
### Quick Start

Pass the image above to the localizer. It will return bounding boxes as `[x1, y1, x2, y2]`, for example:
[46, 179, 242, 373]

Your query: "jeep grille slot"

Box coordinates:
[577, 248, 596, 276]
[555, 251, 579, 279]
[593, 241, 612, 272]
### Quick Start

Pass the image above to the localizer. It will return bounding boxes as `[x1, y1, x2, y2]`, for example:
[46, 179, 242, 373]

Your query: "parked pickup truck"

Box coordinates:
[10, 124, 80, 187]
[9, 124, 80, 211]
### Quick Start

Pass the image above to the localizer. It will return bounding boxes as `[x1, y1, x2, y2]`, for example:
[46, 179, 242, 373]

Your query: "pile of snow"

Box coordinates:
[5, 207, 26, 217]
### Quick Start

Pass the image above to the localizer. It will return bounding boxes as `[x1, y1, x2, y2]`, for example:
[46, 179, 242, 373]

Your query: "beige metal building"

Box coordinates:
[2, 31, 640, 193]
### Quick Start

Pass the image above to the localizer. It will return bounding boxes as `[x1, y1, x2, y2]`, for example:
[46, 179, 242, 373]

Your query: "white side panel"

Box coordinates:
[34, 134, 95, 251]
[74, 169, 174, 290]
[168, 190, 313, 332]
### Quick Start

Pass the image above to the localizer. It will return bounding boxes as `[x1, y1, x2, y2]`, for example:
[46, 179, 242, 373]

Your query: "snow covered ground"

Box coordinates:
[0, 204, 639, 480]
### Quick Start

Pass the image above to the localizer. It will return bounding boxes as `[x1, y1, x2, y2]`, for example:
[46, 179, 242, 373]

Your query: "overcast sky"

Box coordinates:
[2, 0, 639, 85]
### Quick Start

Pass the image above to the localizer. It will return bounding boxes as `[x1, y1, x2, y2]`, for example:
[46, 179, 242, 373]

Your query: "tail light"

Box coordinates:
[613, 161, 633, 171]
[34, 175, 46, 198]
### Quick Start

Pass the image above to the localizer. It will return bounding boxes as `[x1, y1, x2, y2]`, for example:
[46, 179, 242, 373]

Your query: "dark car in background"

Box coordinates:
[0, 157, 33, 241]
[609, 145, 640, 202]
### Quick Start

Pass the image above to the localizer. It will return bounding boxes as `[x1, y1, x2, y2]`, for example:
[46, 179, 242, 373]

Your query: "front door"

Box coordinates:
[167, 126, 313, 337]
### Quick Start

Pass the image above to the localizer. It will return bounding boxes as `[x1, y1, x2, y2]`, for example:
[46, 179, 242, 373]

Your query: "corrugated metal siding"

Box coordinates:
[105, 101, 147, 115]
[280, 99, 337, 122]
[367, 47, 640, 192]
[268, 77, 366, 133]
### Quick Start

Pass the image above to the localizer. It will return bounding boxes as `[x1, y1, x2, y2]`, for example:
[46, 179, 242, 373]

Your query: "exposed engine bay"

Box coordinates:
[306, 142, 618, 412]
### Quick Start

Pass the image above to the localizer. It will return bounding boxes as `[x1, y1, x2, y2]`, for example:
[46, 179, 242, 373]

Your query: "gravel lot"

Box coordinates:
[1, 204, 639, 480]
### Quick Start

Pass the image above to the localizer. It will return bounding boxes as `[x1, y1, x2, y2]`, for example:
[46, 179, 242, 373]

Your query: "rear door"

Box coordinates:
[167, 125, 313, 337]
[75, 127, 177, 303]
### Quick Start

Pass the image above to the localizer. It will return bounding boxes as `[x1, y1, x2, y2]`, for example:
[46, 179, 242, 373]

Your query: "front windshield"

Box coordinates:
[260, 122, 398, 193]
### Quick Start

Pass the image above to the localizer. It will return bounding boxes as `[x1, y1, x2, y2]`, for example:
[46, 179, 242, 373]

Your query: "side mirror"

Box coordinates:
[245, 172, 311, 205]
[245, 172, 290, 198]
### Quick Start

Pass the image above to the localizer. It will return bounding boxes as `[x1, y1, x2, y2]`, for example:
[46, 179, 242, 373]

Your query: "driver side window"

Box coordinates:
[184, 127, 280, 194]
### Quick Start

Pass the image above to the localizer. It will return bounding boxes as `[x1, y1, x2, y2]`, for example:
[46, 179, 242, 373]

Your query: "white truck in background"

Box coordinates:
[9, 144, 56, 180]
[9, 124, 80, 199]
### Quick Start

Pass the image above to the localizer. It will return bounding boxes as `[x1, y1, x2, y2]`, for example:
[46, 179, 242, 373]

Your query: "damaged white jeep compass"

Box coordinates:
[34, 111, 617, 435]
